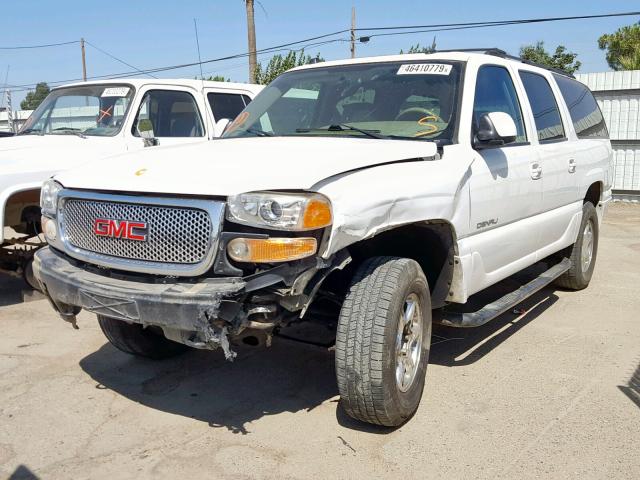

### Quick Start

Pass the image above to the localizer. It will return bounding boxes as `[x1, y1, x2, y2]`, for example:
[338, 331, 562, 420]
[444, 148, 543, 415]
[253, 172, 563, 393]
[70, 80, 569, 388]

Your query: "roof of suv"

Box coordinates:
[290, 50, 573, 78]
[52, 78, 264, 94]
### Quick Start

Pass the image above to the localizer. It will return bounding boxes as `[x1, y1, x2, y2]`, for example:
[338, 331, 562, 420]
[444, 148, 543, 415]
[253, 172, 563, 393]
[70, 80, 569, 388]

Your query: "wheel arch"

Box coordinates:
[332, 220, 459, 309]
[1, 182, 43, 243]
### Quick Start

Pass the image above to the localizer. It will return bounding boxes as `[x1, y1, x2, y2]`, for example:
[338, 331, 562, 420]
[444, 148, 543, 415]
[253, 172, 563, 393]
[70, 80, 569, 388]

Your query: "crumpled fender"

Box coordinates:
[313, 154, 474, 257]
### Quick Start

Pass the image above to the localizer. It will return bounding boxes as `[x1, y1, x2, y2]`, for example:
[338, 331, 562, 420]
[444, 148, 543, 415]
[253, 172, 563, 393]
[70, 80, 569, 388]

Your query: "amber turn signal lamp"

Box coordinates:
[302, 198, 332, 229]
[227, 237, 317, 263]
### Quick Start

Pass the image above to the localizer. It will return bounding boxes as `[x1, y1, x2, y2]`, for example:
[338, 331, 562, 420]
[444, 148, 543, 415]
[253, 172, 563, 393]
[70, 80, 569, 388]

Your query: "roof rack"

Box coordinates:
[432, 48, 575, 78]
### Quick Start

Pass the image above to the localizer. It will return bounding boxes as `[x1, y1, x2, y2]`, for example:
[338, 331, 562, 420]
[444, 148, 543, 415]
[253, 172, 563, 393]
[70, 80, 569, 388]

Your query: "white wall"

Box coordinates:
[576, 70, 640, 193]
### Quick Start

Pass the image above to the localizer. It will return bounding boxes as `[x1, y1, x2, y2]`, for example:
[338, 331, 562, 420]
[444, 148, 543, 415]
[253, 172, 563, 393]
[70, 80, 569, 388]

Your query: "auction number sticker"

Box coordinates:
[397, 64, 452, 75]
[102, 87, 130, 97]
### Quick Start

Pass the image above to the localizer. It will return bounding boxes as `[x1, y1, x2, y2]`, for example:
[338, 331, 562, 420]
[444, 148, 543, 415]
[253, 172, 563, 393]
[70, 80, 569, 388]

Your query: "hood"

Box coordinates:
[0, 134, 122, 176]
[55, 137, 438, 196]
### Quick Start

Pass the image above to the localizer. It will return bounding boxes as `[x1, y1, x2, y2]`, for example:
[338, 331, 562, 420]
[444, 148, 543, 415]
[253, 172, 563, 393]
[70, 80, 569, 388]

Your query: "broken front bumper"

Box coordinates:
[33, 247, 246, 353]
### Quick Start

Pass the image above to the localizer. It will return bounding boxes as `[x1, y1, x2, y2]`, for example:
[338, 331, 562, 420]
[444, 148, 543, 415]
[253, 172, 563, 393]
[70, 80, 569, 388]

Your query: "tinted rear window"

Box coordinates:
[519, 71, 565, 142]
[207, 92, 250, 121]
[553, 74, 608, 139]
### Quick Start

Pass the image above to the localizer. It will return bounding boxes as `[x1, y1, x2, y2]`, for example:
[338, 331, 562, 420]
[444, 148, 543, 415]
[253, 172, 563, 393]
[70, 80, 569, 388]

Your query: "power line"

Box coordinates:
[356, 11, 640, 32]
[6, 37, 350, 91]
[6, 10, 640, 92]
[359, 12, 640, 40]
[364, 21, 532, 40]
[84, 40, 158, 79]
[5, 27, 352, 90]
[0, 40, 79, 50]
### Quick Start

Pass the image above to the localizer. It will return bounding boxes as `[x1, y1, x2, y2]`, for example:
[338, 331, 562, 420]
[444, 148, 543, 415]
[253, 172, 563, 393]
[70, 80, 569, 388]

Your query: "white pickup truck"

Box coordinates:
[33, 50, 612, 427]
[1, 78, 263, 283]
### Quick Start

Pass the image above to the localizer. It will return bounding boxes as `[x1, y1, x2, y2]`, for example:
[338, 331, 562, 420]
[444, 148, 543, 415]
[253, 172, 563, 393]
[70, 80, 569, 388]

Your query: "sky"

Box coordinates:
[1, 0, 639, 106]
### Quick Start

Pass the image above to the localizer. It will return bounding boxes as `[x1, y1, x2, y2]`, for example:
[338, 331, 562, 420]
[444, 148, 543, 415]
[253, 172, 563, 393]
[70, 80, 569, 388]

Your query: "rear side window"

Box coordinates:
[519, 71, 565, 142]
[208, 93, 251, 121]
[553, 74, 608, 139]
[473, 65, 527, 142]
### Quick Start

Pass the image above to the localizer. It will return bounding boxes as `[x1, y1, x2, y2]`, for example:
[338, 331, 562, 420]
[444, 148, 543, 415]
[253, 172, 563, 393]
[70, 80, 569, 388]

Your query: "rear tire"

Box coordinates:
[555, 201, 599, 290]
[335, 256, 432, 427]
[97, 315, 188, 360]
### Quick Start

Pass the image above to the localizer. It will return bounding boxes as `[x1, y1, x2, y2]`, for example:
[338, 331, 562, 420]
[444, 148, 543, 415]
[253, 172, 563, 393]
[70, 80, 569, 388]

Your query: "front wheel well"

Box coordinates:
[323, 222, 457, 309]
[4, 188, 42, 235]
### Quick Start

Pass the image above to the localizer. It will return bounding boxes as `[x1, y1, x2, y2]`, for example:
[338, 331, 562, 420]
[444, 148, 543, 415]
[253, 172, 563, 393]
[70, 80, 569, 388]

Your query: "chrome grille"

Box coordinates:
[61, 199, 213, 265]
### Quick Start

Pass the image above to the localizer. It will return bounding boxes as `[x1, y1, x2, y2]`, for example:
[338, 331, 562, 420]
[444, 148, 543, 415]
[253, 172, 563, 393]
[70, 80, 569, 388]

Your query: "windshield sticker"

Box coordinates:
[397, 64, 452, 75]
[101, 87, 130, 97]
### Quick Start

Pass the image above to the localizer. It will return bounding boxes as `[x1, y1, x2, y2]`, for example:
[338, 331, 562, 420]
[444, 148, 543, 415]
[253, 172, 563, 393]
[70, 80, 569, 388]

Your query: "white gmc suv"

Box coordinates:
[33, 50, 613, 427]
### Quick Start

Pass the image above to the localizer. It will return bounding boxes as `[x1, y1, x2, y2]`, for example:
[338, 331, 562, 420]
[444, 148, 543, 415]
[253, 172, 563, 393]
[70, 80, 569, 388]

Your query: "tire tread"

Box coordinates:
[336, 256, 426, 426]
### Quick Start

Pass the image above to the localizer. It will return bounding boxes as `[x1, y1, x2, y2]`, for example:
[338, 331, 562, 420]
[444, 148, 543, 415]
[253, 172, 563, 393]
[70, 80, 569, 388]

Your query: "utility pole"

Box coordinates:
[350, 7, 356, 59]
[245, 0, 257, 83]
[6, 90, 14, 133]
[80, 38, 87, 82]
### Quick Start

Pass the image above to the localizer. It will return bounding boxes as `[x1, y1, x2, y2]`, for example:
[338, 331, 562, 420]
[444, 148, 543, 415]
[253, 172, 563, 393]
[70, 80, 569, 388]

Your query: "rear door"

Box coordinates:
[518, 70, 577, 215]
[552, 73, 611, 202]
[468, 64, 543, 274]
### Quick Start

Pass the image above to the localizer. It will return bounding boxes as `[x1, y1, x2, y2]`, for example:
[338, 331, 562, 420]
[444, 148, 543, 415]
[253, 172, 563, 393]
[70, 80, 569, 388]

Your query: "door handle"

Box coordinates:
[568, 159, 577, 174]
[531, 163, 543, 180]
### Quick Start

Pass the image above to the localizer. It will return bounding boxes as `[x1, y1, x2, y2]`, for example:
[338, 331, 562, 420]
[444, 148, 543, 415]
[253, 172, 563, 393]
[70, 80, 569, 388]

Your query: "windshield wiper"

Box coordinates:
[19, 128, 43, 135]
[51, 127, 87, 138]
[296, 123, 386, 139]
[244, 127, 274, 137]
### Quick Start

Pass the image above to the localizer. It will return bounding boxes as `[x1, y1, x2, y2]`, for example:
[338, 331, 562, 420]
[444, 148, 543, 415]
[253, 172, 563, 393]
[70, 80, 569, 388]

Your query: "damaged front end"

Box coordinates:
[33, 245, 348, 361]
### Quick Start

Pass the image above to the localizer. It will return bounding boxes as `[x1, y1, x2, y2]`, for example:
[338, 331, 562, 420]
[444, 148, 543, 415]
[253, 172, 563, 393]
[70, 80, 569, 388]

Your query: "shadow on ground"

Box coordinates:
[431, 287, 559, 367]
[619, 360, 640, 409]
[79, 284, 561, 434]
[80, 338, 338, 435]
[7, 465, 39, 480]
[0, 273, 30, 307]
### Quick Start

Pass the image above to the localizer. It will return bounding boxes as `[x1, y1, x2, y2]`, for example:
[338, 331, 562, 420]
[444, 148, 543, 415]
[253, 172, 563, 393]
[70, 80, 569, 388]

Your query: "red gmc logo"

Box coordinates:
[93, 219, 148, 241]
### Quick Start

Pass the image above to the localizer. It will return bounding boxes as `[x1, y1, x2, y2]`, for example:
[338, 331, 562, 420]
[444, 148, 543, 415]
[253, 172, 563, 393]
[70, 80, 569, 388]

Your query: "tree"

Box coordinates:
[519, 42, 581, 74]
[400, 38, 437, 54]
[254, 50, 323, 85]
[20, 82, 50, 110]
[244, 0, 257, 83]
[598, 23, 640, 71]
[203, 75, 231, 82]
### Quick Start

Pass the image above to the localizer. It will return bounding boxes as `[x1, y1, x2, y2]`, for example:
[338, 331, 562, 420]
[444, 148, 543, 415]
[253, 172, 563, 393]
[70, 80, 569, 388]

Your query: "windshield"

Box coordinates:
[19, 84, 135, 137]
[224, 61, 462, 142]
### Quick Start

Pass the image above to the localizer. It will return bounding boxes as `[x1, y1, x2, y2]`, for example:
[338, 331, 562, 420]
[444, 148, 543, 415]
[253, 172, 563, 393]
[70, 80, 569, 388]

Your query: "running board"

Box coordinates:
[440, 258, 572, 328]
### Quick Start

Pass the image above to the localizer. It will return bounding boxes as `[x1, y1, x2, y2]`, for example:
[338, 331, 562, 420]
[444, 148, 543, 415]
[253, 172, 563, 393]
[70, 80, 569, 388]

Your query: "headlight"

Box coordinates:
[227, 192, 332, 231]
[40, 179, 63, 216]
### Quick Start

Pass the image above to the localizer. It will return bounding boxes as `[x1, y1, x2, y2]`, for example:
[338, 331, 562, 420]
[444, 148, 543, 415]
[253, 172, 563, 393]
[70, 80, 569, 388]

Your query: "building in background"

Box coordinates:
[0, 108, 31, 133]
[576, 70, 640, 197]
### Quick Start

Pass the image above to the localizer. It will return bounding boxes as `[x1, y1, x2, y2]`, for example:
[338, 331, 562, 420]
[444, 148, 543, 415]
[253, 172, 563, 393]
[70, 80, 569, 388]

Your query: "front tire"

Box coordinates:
[98, 315, 188, 360]
[555, 201, 599, 290]
[335, 256, 432, 427]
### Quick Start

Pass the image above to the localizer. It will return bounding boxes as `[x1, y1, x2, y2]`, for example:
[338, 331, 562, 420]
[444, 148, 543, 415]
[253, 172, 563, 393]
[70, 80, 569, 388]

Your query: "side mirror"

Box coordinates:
[474, 112, 517, 149]
[136, 119, 159, 147]
[214, 118, 231, 137]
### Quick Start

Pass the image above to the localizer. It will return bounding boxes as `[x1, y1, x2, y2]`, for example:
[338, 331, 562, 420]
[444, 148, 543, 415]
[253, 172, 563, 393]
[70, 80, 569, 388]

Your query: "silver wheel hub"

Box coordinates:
[581, 220, 594, 273]
[395, 293, 423, 393]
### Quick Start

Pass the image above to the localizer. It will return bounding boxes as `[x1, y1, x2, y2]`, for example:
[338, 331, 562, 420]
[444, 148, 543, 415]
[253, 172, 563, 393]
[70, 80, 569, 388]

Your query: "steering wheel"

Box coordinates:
[395, 107, 443, 123]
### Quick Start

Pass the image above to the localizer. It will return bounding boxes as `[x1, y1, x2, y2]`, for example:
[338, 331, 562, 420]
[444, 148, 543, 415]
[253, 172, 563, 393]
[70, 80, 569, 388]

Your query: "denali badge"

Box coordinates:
[476, 218, 499, 230]
[94, 219, 148, 241]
